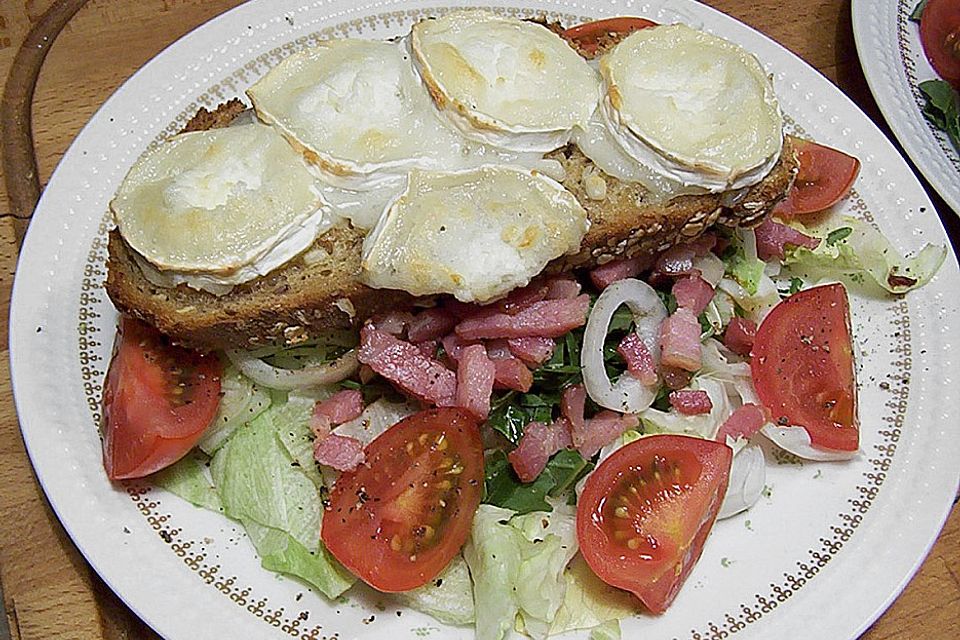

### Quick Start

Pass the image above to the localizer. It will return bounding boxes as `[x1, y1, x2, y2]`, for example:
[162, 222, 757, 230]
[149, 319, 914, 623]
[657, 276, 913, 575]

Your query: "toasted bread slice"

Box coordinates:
[106, 26, 799, 351]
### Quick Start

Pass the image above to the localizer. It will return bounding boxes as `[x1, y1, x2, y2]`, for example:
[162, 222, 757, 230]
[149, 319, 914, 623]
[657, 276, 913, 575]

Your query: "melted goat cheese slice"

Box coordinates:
[599, 24, 783, 192]
[361, 166, 588, 303]
[111, 122, 325, 276]
[411, 9, 601, 152]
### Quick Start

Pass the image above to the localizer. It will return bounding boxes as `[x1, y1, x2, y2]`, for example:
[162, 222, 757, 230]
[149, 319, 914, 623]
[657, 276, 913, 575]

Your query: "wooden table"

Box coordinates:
[0, 1, 956, 638]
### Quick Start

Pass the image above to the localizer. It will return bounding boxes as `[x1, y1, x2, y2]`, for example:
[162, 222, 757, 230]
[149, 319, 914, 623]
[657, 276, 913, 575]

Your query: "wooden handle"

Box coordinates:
[1, 0, 90, 247]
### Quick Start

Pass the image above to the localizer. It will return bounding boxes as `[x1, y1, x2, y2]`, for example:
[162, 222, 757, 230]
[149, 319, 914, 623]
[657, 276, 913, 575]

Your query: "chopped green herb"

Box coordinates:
[761, 485, 773, 499]
[909, 0, 927, 22]
[919, 80, 960, 152]
[483, 449, 593, 514]
[720, 557, 733, 568]
[745, 519, 753, 531]
[826, 226, 853, 246]
[778, 276, 804, 298]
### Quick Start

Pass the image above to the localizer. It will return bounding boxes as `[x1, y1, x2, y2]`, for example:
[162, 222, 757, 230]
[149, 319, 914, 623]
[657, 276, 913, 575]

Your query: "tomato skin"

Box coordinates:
[920, 0, 960, 88]
[103, 317, 222, 480]
[577, 434, 732, 614]
[321, 408, 484, 592]
[775, 139, 860, 217]
[562, 17, 658, 56]
[751, 283, 858, 452]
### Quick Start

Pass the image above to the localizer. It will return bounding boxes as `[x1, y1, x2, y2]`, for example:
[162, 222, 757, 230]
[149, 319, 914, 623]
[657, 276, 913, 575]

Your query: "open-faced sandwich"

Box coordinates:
[99, 11, 946, 638]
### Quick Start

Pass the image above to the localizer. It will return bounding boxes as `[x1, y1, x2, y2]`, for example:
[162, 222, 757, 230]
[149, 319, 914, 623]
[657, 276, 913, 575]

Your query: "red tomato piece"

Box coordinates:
[321, 408, 484, 592]
[102, 317, 222, 480]
[920, 0, 960, 88]
[562, 17, 658, 56]
[774, 139, 860, 217]
[577, 434, 732, 614]
[751, 283, 858, 452]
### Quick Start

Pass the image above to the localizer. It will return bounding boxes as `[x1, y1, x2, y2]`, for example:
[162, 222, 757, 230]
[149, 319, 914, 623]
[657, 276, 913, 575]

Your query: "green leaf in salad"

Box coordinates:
[483, 449, 593, 514]
[919, 80, 960, 151]
[909, 0, 927, 22]
[548, 556, 638, 636]
[778, 276, 804, 298]
[825, 226, 853, 246]
[391, 554, 476, 626]
[197, 364, 271, 455]
[150, 450, 222, 512]
[726, 246, 766, 295]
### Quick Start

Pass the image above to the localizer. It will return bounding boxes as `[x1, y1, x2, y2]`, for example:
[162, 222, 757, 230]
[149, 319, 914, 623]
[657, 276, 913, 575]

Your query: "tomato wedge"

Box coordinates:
[321, 408, 484, 592]
[577, 434, 732, 614]
[774, 139, 860, 217]
[103, 317, 222, 480]
[562, 17, 657, 56]
[751, 283, 858, 453]
[920, 0, 960, 88]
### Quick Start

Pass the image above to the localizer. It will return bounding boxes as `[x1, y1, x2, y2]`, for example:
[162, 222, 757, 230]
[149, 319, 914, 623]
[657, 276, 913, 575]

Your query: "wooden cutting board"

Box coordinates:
[0, 1, 956, 638]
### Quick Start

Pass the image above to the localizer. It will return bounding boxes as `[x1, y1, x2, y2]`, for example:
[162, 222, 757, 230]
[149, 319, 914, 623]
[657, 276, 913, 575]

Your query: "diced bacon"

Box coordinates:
[669, 389, 713, 415]
[407, 308, 457, 343]
[545, 277, 582, 299]
[498, 282, 550, 315]
[561, 384, 587, 445]
[507, 336, 556, 366]
[456, 295, 591, 340]
[368, 311, 414, 337]
[492, 357, 533, 392]
[484, 339, 513, 361]
[310, 414, 332, 439]
[660, 364, 694, 390]
[313, 434, 365, 472]
[314, 389, 364, 425]
[716, 403, 767, 442]
[576, 411, 640, 458]
[659, 308, 702, 372]
[653, 245, 697, 278]
[507, 420, 572, 483]
[441, 333, 475, 363]
[754, 217, 820, 261]
[358, 364, 376, 384]
[456, 345, 496, 420]
[724, 317, 757, 357]
[688, 232, 718, 256]
[415, 340, 439, 359]
[590, 257, 644, 290]
[616, 332, 657, 386]
[672, 275, 715, 315]
[359, 326, 457, 406]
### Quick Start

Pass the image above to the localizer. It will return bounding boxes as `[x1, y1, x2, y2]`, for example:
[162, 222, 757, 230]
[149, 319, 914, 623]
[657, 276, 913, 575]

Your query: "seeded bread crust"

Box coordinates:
[106, 29, 799, 351]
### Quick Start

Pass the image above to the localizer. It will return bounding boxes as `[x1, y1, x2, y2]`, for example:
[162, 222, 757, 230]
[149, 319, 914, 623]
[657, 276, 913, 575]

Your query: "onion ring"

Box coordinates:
[225, 348, 359, 390]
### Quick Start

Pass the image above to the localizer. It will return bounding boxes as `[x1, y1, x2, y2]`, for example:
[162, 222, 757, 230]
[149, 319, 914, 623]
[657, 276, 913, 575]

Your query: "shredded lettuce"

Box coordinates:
[210, 403, 355, 598]
[726, 247, 766, 295]
[463, 504, 578, 640]
[548, 556, 638, 636]
[783, 217, 946, 294]
[151, 451, 222, 512]
[198, 364, 271, 454]
[392, 554, 476, 626]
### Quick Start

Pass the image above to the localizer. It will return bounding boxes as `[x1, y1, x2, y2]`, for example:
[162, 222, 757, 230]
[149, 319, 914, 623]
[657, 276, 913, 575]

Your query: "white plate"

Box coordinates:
[852, 0, 960, 214]
[10, 1, 960, 639]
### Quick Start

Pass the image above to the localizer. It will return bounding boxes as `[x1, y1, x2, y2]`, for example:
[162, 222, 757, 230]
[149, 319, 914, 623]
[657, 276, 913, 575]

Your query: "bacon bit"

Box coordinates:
[651, 234, 718, 281]
[440, 333, 475, 364]
[724, 317, 757, 357]
[314, 389, 364, 425]
[492, 357, 534, 392]
[497, 282, 550, 315]
[314, 434, 365, 471]
[507, 336, 556, 366]
[407, 308, 457, 343]
[589, 257, 645, 290]
[660, 365, 694, 390]
[669, 389, 713, 415]
[672, 275, 715, 315]
[545, 277, 582, 300]
[754, 218, 820, 261]
[310, 414, 332, 440]
[561, 384, 587, 446]
[888, 273, 918, 289]
[456, 295, 591, 340]
[368, 311, 414, 337]
[507, 420, 573, 483]
[415, 340, 439, 359]
[358, 326, 457, 406]
[616, 332, 657, 386]
[716, 403, 767, 442]
[659, 308, 703, 372]
[358, 364, 377, 384]
[689, 232, 718, 255]
[456, 345, 496, 420]
[576, 411, 640, 459]
[484, 339, 513, 361]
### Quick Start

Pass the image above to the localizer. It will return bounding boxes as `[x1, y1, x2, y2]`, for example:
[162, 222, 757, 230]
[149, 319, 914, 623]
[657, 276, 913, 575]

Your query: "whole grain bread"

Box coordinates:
[106, 29, 799, 351]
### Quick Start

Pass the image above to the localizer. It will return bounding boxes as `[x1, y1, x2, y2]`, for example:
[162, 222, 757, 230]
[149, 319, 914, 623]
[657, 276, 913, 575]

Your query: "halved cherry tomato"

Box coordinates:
[920, 0, 960, 88]
[751, 283, 858, 452]
[321, 408, 483, 592]
[562, 17, 657, 56]
[103, 317, 222, 480]
[774, 139, 860, 217]
[577, 434, 732, 614]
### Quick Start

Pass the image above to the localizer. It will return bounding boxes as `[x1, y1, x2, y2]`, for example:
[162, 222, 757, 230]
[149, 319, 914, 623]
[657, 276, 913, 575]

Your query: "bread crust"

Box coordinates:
[105, 33, 799, 351]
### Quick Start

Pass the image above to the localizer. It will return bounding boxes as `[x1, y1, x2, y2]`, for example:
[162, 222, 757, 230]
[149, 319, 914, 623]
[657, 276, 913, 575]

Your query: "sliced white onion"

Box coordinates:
[225, 348, 359, 390]
[693, 252, 726, 287]
[581, 278, 667, 413]
[333, 398, 417, 446]
[718, 444, 766, 520]
[760, 424, 859, 461]
[741, 227, 758, 263]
